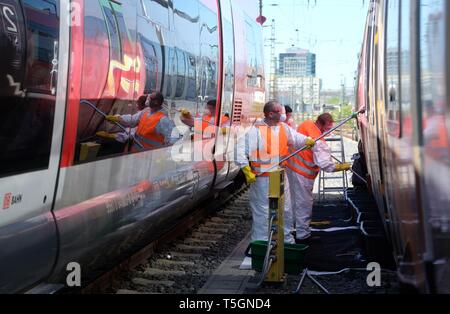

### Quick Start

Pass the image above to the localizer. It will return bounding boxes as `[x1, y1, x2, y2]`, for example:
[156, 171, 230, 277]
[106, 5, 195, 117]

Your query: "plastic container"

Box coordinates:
[251, 241, 308, 275]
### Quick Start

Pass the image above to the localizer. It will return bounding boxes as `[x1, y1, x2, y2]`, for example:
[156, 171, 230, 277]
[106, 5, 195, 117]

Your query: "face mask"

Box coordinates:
[280, 114, 287, 122]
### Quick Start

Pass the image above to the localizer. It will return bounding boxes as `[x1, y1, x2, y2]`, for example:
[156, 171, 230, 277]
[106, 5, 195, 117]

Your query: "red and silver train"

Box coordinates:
[0, 0, 265, 293]
[356, 0, 450, 293]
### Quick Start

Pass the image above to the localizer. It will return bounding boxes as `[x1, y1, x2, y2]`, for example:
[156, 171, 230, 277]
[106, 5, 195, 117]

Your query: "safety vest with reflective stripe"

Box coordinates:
[133, 111, 166, 151]
[287, 118, 297, 130]
[249, 124, 289, 177]
[194, 115, 230, 139]
[286, 120, 323, 180]
[426, 115, 449, 160]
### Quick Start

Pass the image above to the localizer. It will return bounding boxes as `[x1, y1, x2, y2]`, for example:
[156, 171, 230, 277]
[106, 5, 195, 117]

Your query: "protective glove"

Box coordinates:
[305, 137, 316, 149]
[221, 127, 228, 135]
[180, 109, 192, 119]
[106, 115, 120, 123]
[334, 163, 351, 172]
[96, 131, 117, 140]
[241, 166, 256, 185]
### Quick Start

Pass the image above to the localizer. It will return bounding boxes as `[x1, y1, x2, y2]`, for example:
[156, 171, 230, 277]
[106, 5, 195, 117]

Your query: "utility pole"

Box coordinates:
[301, 79, 305, 121]
[269, 19, 276, 100]
[340, 77, 346, 113]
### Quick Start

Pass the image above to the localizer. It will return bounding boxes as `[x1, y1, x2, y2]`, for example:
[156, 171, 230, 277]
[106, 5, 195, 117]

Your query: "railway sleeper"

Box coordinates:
[132, 278, 175, 288]
[153, 259, 196, 269]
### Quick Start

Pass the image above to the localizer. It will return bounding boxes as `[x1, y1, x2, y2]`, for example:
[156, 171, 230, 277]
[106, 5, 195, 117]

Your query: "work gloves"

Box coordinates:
[96, 131, 117, 140]
[334, 163, 351, 172]
[181, 109, 192, 119]
[106, 115, 120, 123]
[242, 166, 256, 185]
[305, 137, 316, 149]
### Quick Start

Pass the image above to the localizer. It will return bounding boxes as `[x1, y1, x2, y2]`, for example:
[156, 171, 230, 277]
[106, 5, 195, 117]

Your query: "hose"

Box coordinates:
[257, 215, 276, 287]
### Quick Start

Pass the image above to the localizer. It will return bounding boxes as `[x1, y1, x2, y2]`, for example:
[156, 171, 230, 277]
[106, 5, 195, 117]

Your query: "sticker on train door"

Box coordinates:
[3, 193, 12, 209]
[3, 192, 22, 209]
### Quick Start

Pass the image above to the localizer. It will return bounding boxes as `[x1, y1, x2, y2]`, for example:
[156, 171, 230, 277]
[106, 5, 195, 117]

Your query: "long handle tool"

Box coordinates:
[81, 100, 144, 148]
[330, 155, 368, 185]
[257, 108, 366, 176]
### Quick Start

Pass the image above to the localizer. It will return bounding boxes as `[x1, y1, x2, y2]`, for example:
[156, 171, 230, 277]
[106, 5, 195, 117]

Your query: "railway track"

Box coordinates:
[80, 187, 252, 294]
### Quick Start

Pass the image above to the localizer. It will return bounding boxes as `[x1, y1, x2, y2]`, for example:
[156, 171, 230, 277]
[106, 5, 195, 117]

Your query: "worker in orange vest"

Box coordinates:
[180, 99, 230, 139]
[286, 113, 350, 244]
[423, 101, 449, 160]
[97, 94, 148, 144]
[105, 92, 176, 151]
[236, 101, 316, 244]
[285, 105, 298, 129]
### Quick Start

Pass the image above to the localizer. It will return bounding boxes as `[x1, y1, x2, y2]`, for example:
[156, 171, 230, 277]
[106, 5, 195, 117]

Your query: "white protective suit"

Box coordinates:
[119, 108, 178, 145]
[236, 121, 311, 244]
[286, 138, 336, 240]
[115, 110, 144, 143]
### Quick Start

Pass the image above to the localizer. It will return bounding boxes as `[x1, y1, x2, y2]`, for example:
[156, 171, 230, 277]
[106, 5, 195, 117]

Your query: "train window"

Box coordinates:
[221, 16, 235, 127]
[364, 25, 371, 118]
[175, 48, 186, 98]
[420, 0, 447, 150]
[419, 1, 450, 270]
[0, 0, 59, 177]
[140, 36, 159, 93]
[140, 0, 170, 29]
[385, 0, 401, 137]
[138, 15, 164, 94]
[175, 2, 219, 141]
[72, 0, 180, 164]
[165, 47, 177, 99]
[245, 19, 258, 88]
[199, 2, 218, 102]
[186, 54, 197, 101]
[172, 0, 199, 102]
[100, 0, 122, 62]
[400, 0, 412, 138]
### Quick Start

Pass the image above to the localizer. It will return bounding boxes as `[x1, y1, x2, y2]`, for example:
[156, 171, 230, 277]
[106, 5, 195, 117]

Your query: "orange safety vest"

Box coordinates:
[194, 115, 230, 139]
[425, 115, 449, 160]
[249, 124, 289, 177]
[132, 111, 166, 151]
[287, 119, 297, 130]
[285, 120, 323, 180]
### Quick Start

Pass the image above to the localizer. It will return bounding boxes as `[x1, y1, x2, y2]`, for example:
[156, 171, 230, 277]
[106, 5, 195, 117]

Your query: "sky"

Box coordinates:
[261, 0, 370, 91]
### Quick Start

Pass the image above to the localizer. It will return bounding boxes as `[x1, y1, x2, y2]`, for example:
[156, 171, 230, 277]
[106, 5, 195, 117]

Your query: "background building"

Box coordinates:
[273, 47, 321, 121]
[276, 76, 321, 121]
[278, 48, 316, 77]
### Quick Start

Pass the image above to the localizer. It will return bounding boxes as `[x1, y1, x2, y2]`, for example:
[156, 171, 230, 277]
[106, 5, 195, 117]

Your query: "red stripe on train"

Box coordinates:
[60, 0, 84, 168]
[215, 0, 223, 123]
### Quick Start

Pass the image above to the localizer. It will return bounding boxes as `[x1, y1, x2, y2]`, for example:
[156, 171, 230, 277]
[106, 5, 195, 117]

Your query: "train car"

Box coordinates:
[0, 0, 265, 293]
[356, 0, 450, 293]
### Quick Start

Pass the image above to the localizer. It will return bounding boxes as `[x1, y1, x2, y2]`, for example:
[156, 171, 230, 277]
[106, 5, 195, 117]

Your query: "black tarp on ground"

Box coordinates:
[310, 203, 355, 230]
[304, 229, 367, 271]
[304, 201, 367, 271]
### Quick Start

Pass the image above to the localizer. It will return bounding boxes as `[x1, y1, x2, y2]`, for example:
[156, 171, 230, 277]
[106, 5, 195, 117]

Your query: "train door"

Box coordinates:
[0, 0, 68, 293]
[214, 0, 234, 185]
[417, 0, 450, 293]
[368, 2, 387, 220]
[383, 0, 405, 262]
[194, 0, 219, 193]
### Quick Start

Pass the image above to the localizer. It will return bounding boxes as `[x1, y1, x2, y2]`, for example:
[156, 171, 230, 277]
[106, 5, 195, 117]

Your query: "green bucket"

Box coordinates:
[250, 241, 309, 275]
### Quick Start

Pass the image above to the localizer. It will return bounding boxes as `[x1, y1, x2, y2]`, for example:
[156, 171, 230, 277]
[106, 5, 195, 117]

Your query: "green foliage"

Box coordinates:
[328, 97, 341, 105]
[328, 104, 357, 131]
